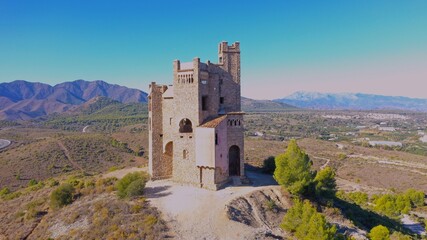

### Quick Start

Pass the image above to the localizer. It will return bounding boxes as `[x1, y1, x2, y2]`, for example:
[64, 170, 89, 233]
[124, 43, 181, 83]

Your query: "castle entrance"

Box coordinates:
[228, 145, 240, 176]
[163, 141, 173, 177]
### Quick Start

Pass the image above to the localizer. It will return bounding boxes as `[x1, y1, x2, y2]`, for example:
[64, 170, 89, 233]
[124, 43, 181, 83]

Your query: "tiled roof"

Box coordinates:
[199, 115, 227, 128]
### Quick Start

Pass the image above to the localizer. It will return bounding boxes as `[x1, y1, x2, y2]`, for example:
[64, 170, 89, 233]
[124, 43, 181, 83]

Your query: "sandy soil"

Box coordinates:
[143, 171, 280, 240]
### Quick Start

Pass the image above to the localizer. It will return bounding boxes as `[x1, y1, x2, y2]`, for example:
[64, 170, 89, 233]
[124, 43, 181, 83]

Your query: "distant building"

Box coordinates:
[148, 42, 245, 190]
[378, 127, 396, 132]
[369, 141, 402, 147]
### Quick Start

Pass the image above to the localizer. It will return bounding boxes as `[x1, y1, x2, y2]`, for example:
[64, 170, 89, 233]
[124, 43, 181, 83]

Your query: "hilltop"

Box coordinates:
[0, 80, 148, 120]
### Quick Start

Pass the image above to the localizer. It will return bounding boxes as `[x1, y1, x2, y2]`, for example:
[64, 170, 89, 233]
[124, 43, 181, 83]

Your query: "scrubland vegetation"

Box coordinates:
[0, 171, 166, 239]
[1, 98, 426, 239]
[272, 139, 424, 239]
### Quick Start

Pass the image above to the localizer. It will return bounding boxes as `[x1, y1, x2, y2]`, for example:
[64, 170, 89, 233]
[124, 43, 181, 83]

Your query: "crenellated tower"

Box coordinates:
[148, 41, 245, 190]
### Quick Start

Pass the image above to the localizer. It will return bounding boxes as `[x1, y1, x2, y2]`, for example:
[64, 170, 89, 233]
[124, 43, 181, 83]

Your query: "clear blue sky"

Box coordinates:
[1, 0, 426, 99]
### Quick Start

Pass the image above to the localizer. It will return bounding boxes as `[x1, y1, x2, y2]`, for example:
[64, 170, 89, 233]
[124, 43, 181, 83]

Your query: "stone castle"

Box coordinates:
[148, 41, 244, 190]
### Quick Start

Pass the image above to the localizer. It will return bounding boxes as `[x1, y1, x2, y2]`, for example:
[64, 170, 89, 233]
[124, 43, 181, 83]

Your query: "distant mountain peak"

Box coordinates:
[275, 91, 427, 112]
[0, 80, 148, 120]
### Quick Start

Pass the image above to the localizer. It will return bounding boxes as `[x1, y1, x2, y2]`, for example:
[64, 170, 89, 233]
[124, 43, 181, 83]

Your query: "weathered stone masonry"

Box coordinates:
[148, 41, 244, 190]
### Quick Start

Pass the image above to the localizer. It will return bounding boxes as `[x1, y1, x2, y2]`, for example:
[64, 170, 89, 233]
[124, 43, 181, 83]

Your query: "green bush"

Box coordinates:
[274, 139, 314, 195]
[314, 166, 337, 198]
[265, 199, 278, 212]
[371, 189, 424, 218]
[125, 179, 146, 198]
[281, 199, 337, 240]
[369, 225, 390, 240]
[373, 194, 410, 218]
[28, 179, 38, 186]
[348, 191, 369, 206]
[262, 156, 276, 174]
[50, 183, 75, 209]
[403, 188, 425, 207]
[390, 231, 411, 240]
[116, 172, 149, 199]
[0, 187, 10, 196]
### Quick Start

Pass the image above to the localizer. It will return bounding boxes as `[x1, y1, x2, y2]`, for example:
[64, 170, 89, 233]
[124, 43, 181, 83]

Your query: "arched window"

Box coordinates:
[179, 118, 193, 133]
[183, 149, 188, 159]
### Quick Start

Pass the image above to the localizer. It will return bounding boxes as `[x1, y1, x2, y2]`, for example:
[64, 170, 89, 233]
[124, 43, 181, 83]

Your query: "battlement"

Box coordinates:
[219, 41, 240, 53]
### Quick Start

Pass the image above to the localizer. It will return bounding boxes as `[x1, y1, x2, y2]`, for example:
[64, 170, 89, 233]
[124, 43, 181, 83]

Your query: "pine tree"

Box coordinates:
[274, 139, 314, 195]
[314, 166, 337, 198]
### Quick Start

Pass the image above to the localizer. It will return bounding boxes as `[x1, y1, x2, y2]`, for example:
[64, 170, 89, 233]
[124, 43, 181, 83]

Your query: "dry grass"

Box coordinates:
[0, 173, 168, 240]
[0, 129, 143, 190]
[246, 137, 427, 193]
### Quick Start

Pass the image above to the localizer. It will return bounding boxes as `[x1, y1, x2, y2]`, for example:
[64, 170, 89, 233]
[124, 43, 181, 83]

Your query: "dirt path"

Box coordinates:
[314, 156, 331, 169]
[102, 167, 147, 179]
[56, 141, 84, 172]
[144, 171, 280, 240]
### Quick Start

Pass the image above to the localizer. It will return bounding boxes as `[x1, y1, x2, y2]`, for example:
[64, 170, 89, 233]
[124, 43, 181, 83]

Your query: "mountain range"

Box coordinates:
[0, 80, 148, 120]
[275, 91, 427, 112]
[1, 80, 426, 121]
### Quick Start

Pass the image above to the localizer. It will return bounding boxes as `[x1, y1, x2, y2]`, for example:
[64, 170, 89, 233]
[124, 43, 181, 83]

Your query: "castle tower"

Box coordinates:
[218, 41, 241, 84]
[148, 41, 244, 190]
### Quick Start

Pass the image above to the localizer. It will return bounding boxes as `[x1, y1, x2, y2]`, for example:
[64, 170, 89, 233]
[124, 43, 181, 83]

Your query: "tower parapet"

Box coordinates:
[218, 41, 240, 84]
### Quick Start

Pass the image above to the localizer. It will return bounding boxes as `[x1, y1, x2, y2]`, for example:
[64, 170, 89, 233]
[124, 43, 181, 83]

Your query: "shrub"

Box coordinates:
[369, 225, 390, 240]
[27, 181, 45, 191]
[0, 187, 10, 196]
[274, 139, 314, 195]
[390, 231, 411, 240]
[314, 166, 337, 198]
[403, 189, 425, 207]
[47, 178, 60, 187]
[262, 156, 276, 174]
[338, 153, 347, 160]
[281, 199, 337, 240]
[265, 199, 278, 212]
[108, 166, 120, 172]
[116, 172, 149, 199]
[125, 179, 146, 198]
[28, 179, 38, 186]
[348, 191, 369, 206]
[50, 183, 75, 209]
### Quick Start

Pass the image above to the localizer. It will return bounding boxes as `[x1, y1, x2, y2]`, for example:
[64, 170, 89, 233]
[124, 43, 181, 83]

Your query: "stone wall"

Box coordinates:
[148, 41, 244, 190]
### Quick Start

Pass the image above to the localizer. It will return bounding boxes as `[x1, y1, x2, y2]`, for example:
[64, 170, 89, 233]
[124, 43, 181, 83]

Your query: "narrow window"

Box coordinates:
[170, 117, 172, 125]
[215, 133, 218, 145]
[202, 96, 208, 111]
[220, 97, 224, 104]
[183, 149, 188, 159]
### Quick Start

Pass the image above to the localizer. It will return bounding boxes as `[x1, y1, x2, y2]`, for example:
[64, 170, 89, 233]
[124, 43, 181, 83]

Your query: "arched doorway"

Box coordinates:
[164, 142, 173, 156]
[163, 141, 173, 177]
[229, 145, 240, 176]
